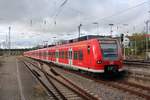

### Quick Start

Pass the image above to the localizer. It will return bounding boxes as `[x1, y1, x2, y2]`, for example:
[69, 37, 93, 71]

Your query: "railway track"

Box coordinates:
[123, 63, 150, 82]
[126, 69, 150, 81]
[123, 60, 150, 82]
[124, 60, 150, 67]
[20, 58, 100, 100]
[65, 70, 150, 100]
[30, 58, 150, 82]
[47, 64, 150, 99]
[24, 58, 150, 100]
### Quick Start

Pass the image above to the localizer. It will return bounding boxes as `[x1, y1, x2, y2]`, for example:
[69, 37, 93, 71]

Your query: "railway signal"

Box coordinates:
[123, 37, 130, 48]
[120, 33, 124, 42]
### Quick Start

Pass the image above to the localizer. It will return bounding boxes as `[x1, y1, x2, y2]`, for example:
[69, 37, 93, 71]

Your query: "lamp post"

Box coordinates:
[78, 24, 82, 39]
[109, 24, 114, 37]
[8, 26, 11, 56]
[6, 31, 8, 49]
[145, 20, 150, 60]
[52, 36, 57, 45]
[43, 41, 48, 47]
[93, 22, 99, 35]
[123, 24, 128, 33]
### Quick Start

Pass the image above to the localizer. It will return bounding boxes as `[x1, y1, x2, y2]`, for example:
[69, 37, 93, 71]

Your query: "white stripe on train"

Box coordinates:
[38, 59, 124, 73]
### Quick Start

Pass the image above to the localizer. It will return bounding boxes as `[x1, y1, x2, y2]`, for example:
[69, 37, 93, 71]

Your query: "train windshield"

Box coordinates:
[100, 40, 118, 60]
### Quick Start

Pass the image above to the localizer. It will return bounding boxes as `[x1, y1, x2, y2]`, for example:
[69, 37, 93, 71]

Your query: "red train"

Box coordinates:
[24, 36, 123, 74]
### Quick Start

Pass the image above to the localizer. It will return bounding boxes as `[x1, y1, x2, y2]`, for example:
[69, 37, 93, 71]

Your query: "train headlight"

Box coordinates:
[97, 60, 102, 64]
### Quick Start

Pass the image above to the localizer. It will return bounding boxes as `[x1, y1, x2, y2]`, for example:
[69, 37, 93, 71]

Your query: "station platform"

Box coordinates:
[0, 56, 49, 100]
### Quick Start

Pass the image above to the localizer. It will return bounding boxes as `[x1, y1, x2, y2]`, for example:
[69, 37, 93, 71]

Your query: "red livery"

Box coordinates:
[24, 36, 123, 73]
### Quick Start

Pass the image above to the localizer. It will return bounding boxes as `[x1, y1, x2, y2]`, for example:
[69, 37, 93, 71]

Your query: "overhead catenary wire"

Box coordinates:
[73, 1, 149, 35]
[42, 1, 148, 28]
[51, 1, 149, 28]
[52, 0, 68, 25]
[29, 0, 149, 34]
[84, 1, 149, 26]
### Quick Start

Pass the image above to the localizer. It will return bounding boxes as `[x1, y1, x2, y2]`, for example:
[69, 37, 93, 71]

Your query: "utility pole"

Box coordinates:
[78, 24, 82, 39]
[122, 24, 128, 59]
[93, 22, 99, 35]
[8, 26, 11, 56]
[134, 40, 136, 55]
[6, 31, 8, 49]
[145, 20, 149, 60]
[132, 25, 136, 55]
[109, 24, 114, 37]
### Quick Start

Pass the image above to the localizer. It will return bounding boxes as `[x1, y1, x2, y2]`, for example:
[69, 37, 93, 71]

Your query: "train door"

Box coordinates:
[68, 48, 73, 66]
[56, 49, 59, 63]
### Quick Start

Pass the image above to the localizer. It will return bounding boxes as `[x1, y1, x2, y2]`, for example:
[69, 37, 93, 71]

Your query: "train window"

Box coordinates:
[55, 52, 56, 58]
[62, 51, 64, 59]
[46, 52, 48, 56]
[53, 52, 55, 57]
[79, 50, 83, 60]
[61, 52, 62, 58]
[43, 52, 45, 56]
[54, 52, 56, 58]
[52, 52, 54, 58]
[44, 52, 47, 56]
[74, 51, 78, 60]
[55, 51, 59, 58]
[65, 51, 68, 59]
[46, 51, 48, 56]
[59, 52, 61, 58]
[100, 40, 118, 60]
[60, 52, 62, 58]
[42, 52, 44, 56]
[39, 52, 42, 56]
[50, 52, 52, 57]
[87, 45, 90, 54]
[41, 52, 43, 56]
[48, 52, 51, 57]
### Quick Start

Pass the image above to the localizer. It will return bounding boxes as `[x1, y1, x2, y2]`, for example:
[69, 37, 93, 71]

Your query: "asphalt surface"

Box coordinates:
[0, 56, 49, 100]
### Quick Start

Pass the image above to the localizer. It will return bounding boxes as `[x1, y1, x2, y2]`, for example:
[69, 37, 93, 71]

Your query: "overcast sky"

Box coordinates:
[0, 0, 149, 48]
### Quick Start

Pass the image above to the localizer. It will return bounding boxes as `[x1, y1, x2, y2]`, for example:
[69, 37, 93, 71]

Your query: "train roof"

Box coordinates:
[47, 35, 112, 47]
[68, 35, 111, 42]
[24, 35, 120, 53]
[28, 35, 119, 52]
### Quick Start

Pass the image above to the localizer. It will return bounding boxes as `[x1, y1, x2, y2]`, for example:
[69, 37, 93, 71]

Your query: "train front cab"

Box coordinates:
[95, 39, 123, 74]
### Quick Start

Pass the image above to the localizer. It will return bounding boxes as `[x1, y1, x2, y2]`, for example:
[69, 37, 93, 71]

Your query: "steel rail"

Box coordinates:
[66, 70, 150, 100]
[22, 59, 100, 100]
[26, 57, 150, 100]
[22, 61, 60, 100]
[45, 63, 150, 100]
